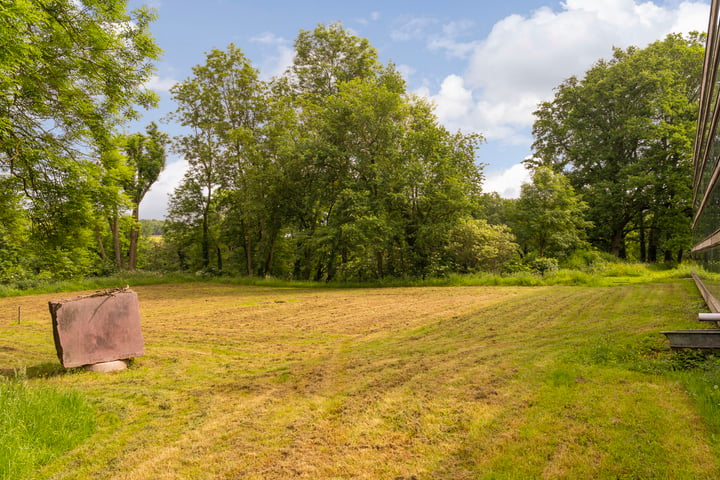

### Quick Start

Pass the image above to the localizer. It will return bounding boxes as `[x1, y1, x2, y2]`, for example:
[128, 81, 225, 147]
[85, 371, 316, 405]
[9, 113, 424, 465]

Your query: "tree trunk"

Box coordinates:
[647, 226, 658, 263]
[244, 222, 253, 276]
[201, 211, 210, 269]
[638, 216, 646, 262]
[216, 246, 223, 272]
[264, 235, 276, 277]
[110, 216, 124, 270]
[128, 206, 140, 270]
[610, 230, 624, 258]
[96, 226, 108, 262]
[376, 250, 384, 278]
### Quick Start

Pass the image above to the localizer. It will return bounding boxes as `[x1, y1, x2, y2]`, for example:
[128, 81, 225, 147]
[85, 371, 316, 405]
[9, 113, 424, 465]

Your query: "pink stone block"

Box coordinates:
[49, 288, 145, 368]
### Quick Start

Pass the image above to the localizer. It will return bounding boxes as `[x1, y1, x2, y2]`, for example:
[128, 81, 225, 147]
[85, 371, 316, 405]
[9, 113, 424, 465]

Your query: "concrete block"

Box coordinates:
[49, 288, 144, 368]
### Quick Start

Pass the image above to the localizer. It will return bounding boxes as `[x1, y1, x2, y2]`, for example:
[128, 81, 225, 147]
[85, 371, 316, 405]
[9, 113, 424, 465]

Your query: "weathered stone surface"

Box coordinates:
[49, 288, 144, 368]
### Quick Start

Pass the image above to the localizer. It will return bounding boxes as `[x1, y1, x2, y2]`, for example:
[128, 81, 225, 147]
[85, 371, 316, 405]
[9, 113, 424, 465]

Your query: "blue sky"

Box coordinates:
[128, 0, 711, 219]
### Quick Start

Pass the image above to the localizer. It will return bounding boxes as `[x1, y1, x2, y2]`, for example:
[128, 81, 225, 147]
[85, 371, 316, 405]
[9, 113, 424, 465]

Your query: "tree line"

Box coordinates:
[0, 1, 704, 286]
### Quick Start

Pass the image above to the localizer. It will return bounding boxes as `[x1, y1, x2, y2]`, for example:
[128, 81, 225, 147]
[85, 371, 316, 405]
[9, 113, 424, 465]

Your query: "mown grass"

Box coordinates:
[1, 280, 720, 478]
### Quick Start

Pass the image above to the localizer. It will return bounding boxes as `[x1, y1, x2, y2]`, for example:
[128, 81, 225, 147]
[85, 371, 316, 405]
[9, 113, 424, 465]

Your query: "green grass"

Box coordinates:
[0, 261, 703, 299]
[2, 280, 720, 478]
[0, 379, 95, 480]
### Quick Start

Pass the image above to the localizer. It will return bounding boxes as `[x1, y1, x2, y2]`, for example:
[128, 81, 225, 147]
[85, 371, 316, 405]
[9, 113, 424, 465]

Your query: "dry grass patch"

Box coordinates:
[0, 282, 718, 478]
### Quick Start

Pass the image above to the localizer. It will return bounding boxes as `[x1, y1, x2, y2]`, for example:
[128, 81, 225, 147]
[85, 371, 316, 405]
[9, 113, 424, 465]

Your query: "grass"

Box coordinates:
[0, 261, 702, 299]
[1, 280, 720, 478]
[0, 379, 95, 480]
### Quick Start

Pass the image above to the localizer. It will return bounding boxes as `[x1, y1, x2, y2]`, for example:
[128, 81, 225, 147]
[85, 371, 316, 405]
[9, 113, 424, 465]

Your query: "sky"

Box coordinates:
[127, 0, 712, 219]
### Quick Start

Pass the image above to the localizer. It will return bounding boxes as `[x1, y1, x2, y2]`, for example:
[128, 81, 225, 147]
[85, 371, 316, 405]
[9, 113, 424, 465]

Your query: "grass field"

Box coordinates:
[1, 280, 719, 478]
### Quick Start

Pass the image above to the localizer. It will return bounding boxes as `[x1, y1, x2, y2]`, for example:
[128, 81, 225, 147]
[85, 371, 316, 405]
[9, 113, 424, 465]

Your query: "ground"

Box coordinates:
[0, 281, 717, 479]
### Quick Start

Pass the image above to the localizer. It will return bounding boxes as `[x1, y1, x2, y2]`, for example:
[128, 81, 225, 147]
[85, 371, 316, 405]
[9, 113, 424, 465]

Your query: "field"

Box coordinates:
[1, 281, 720, 479]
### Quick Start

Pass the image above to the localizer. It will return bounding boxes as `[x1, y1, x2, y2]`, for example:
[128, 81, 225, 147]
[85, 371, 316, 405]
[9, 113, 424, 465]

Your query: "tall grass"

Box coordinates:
[0, 379, 95, 480]
[0, 262, 702, 298]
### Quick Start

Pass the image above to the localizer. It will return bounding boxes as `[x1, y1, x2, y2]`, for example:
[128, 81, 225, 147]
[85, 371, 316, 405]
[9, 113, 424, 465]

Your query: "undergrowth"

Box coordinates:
[0, 262, 704, 298]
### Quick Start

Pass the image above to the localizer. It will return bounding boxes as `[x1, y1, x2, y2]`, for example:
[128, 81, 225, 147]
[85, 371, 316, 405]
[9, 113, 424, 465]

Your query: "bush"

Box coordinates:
[561, 248, 611, 273]
[446, 218, 520, 273]
[529, 257, 559, 275]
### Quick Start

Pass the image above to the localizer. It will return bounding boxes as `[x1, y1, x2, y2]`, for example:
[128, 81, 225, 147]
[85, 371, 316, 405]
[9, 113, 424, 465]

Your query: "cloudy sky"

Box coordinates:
[127, 0, 711, 219]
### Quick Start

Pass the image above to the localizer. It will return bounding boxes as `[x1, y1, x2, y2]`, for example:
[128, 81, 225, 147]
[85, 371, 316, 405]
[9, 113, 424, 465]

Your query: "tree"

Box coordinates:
[287, 22, 380, 100]
[0, 0, 160, 278]
[512, 167, 591, 258]
[446, 218, 519, 273]
[121, 122, 169, 270]
[529, 34, 703, 260]
[169, 44, 266, 271]
[165, 24, 486, 280]
[287, 64, 484, 280]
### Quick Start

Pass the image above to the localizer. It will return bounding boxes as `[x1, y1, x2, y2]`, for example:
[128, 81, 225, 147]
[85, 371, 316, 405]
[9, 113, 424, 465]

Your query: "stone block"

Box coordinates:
[49, 288, 145, 368]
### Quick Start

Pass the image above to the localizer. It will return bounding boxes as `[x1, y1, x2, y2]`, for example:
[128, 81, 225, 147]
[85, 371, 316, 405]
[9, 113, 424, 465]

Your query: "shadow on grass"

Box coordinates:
[0, 362, 67, 380]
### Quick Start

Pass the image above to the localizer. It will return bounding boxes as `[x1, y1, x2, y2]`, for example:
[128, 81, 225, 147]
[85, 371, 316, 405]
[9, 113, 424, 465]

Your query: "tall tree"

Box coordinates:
[288, 22, 380, 100]
[511, 167, 591, 258]
[0, 0, 160, 278]
[529, 33, 703, 259]
[169, 44, 267, 272]
[122, 122, 169, 270]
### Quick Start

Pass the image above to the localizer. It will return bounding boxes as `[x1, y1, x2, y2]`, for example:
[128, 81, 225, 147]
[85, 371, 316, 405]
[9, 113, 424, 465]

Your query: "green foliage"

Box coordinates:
[530, 33, 703, 261]
[512, 167, 591, 258]
[120, 122, 169, 270]
[165, 25, 485, 281]
[561, 248, 612, 273]
[0, 0, 161, 281]
[139, 219, 165, 236]
[0, 380, 95, 480]
[527, 256, 559, 275]
[446, 218, 520, 273]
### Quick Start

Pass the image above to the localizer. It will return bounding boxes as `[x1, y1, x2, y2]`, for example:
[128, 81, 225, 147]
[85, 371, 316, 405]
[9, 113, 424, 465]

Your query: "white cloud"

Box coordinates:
[484, 163, 532, 198]
[145, 74, 177, 93]
[357, 11, 382, 25]
[251, 32, 294, 79]
[418, 1, 710, 144]
[396, 64, 416, 81]
[391, 16, 437, 41]
[140, 156, 188, 220]
[427, 20, 478, 59]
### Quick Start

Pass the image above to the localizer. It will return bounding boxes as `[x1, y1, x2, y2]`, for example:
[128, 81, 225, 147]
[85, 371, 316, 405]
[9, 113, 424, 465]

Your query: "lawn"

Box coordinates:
[1, 281, 718, 479]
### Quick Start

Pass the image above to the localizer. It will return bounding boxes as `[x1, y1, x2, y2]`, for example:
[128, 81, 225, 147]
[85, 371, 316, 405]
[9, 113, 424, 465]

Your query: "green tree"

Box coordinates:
[121, 122, 169, 270]
[446, 218, 519, 273]
[0, 0, 160, 278]
[529, 33, 702, 260]
[169, 45, 266, 271]
[288, 22, 380, 100]
[512, 167, 591, 258]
